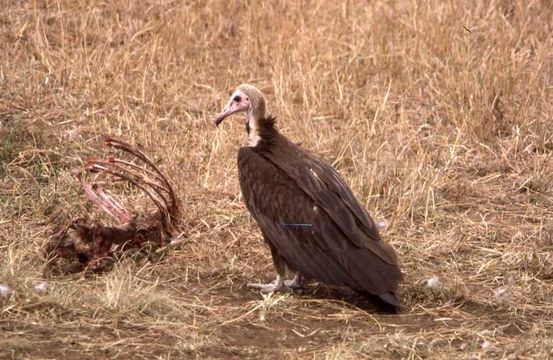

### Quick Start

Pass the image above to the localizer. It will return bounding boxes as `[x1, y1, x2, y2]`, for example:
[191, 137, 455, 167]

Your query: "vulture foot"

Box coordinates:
[284, 273, 305, 289]
[248, 274, 285, 293]
[248, 273, 305, 293]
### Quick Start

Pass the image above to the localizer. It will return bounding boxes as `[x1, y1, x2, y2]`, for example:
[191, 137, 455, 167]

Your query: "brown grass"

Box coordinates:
[1, 0, 552, 358]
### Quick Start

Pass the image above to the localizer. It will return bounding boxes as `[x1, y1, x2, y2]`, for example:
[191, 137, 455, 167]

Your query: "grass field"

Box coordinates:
[1, 0, 552, 358]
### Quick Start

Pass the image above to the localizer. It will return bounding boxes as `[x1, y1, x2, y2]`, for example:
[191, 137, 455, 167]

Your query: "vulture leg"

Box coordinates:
[248, 240, 294, 293]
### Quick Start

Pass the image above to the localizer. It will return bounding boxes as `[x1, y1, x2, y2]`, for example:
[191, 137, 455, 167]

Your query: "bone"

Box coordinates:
[45, 136, 182, 274]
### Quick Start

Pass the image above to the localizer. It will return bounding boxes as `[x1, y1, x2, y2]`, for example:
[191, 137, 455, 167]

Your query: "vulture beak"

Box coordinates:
[214, 97, 249, 127]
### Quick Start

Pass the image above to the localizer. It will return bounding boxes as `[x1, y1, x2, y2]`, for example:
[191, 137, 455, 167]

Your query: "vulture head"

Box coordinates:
[214, 84, 271, 146]
[214, 84, 266, 127]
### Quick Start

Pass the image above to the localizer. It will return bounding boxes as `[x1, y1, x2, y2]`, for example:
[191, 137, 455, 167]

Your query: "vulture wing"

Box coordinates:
[258, 135, 401, 265]
[238, 135, 403, 302]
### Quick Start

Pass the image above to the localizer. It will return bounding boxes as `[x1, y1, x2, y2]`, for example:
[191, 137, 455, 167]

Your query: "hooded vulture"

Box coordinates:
[214, 84, 403, 310]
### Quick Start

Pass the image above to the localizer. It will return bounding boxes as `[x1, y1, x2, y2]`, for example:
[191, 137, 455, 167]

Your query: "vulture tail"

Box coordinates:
[361, 291, 401, 313]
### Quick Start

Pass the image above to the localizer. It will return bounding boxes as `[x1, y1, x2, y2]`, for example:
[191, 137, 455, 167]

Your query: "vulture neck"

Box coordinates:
[246, 111, 276, 147]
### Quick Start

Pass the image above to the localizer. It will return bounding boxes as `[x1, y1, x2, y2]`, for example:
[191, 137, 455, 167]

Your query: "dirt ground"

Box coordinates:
[1, 1, 552, 359]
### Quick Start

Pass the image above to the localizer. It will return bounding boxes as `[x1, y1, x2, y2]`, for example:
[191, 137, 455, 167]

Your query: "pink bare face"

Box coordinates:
[214, 90, 252, 127]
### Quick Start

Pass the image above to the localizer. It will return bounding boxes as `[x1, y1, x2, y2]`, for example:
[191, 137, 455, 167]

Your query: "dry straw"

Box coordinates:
[1, 0, 552, 358]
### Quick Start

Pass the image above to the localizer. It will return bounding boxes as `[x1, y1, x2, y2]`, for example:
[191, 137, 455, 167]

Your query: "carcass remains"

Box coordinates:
[46, 136, 182, 273]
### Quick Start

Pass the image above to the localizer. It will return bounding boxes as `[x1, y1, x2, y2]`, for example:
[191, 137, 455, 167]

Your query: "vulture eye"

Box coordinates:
[233, 95, 242, 102]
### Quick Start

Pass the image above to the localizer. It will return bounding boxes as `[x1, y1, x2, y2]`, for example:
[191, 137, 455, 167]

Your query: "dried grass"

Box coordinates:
[1, 0, 552, 358]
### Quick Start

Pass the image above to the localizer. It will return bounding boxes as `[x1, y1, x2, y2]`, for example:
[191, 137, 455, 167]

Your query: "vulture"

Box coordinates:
[214, 84, 403, 310]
